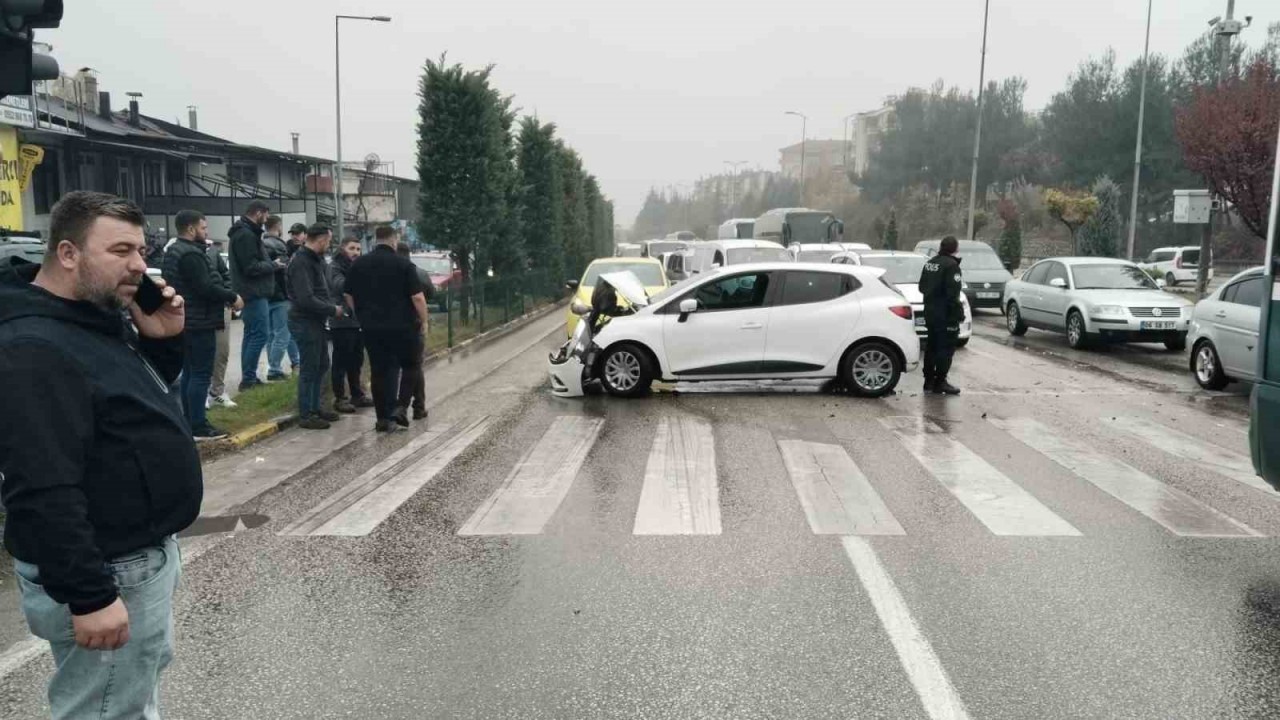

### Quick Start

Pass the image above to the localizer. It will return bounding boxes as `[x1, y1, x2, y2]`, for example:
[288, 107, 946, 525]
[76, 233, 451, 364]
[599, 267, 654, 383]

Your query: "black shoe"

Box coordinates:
[267, 372, 288, 382]
[922, 378, 935, 393]
[393, 407, 410, 428]
[238, 380, 263, 393]
[335, 399, 357, 414]
[412, 408, 428, 421]
[933, 381, 961, 396]
[317, 409, 342, 422]
[375, 419, 406, 433]
[298, 415, 332, 430]
[353, 396, 375, 409]
[193, 425, 229, 441]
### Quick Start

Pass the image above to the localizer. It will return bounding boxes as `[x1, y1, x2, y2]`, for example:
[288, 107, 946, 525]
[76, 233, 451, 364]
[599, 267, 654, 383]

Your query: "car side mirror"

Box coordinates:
[678, 298, 698, 322]
[1003, 261, 1013, 271]
[565, 279, 580, 291]
[570, 300, 591, 316]
[1049, 278, 1067, 289]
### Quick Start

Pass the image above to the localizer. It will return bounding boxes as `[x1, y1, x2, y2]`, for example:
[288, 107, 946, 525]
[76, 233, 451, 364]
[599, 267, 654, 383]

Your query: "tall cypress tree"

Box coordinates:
[516, 117, 565, 282]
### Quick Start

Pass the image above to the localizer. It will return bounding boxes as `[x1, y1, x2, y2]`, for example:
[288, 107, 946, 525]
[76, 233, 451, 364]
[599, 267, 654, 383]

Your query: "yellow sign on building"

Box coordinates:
[0, 126, 22, 231]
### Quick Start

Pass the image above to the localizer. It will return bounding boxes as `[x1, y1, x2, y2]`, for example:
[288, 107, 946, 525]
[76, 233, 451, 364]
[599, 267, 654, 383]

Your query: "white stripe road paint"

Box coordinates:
[882, 417, 1081, 537]
[1106, 416, 1275, 495]
[279, 420, 484, 536]
[842, 537, 971, 720]
[778, 440, 904, 535]
[459, 416, 604, 535]
[633, 417, 721, 535]
[991, 417, 1260, 537]
[312, 418, 492, 536]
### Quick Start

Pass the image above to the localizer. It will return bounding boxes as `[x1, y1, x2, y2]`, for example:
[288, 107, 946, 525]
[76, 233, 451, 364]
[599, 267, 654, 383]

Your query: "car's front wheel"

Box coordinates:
[1192, 341, 1229, 390]
[1066, 310, 1092, 349]
[841, 342, 901, 398]
[1006, 301, 1028, 336]
[598, 344, 654, 398]
[1165, 272, 1177, 287]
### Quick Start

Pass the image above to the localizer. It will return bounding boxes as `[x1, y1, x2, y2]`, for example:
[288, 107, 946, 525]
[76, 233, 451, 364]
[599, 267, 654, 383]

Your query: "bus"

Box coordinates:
[1252, 127, 1280, 489]
[717, 218, 755, 239]
[753, 208, 844, 246]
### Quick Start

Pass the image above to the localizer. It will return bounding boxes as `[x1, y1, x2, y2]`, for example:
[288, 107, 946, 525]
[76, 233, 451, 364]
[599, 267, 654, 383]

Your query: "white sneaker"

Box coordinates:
[209, 393, 238, 408]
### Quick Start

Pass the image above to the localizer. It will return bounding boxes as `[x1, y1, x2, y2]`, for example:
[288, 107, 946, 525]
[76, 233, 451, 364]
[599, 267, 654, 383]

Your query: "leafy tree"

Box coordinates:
[1176, 57, 1280, 239]
[1079, 176, 1123, 257]
[883, 212, 899, 250]
[516, 117, 565, 281]
[558, 143, 590, 279]
[996, 197, 1022, 269]
[1045, 188, 1099, 253]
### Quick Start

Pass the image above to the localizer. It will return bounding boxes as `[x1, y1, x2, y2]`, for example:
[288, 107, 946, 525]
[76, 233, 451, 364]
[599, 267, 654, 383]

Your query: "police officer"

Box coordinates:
[918, 235, 963, 395]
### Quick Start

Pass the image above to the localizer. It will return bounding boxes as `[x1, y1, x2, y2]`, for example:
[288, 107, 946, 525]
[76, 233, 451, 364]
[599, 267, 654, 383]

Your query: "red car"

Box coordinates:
[410, 253, 460, 311]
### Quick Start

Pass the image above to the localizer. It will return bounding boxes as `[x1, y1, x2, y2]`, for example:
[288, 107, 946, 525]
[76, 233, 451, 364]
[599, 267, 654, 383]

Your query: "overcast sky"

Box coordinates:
[40, 1, 1271, 224]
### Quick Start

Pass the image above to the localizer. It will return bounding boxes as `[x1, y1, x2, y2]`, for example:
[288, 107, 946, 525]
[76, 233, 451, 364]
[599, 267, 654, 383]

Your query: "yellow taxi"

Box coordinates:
[566, 257, 668, 336]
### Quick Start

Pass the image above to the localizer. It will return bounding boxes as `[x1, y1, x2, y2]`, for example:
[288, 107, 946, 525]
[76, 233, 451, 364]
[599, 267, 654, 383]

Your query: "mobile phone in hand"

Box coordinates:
[135, 274, 167, 315]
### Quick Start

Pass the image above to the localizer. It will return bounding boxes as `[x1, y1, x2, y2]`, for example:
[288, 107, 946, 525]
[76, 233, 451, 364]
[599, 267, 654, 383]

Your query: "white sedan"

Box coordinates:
[1003, 257, 1193, 350]
[549, 263, 921, 399]
[844, 251, 973, 347]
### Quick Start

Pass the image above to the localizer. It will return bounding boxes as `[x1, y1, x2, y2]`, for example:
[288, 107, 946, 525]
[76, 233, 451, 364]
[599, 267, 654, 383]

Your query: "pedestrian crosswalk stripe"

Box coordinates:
[778, 440, 904, 535]
[842, 538, 971, 720]
[882, 417, 1081, 537]
[1105, 416, 1275, 495]
[459, 416, 604, 536]
[990, 417, 1261, 537]
[633, 416, 721, 535]
[279, 420, 485, 537]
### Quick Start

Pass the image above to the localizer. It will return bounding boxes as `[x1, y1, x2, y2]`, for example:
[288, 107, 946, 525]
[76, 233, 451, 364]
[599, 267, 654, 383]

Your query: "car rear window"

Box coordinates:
[779, 271, 856, 306]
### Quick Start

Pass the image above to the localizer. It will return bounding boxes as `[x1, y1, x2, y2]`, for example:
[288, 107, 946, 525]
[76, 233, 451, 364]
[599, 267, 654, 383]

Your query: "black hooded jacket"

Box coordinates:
[228, 216, 276, 300]
[0, 258, 202, 615]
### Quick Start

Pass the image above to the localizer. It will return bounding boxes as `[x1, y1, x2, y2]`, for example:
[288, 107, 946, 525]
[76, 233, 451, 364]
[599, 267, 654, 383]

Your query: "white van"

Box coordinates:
[717, 218, 755, 239]
[1140, 246, 1213, 287]
[703, 239, 792, 268]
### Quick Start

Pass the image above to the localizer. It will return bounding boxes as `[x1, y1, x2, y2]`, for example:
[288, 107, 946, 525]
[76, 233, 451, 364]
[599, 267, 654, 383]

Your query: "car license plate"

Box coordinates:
[914, 316, 926, 327]
[1141, 321, 1176, 330]
[977, 291, 1000, 299]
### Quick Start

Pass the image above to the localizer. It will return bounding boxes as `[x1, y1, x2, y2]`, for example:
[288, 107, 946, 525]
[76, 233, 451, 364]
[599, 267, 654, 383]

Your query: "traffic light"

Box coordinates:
[0, 1, 63, 99]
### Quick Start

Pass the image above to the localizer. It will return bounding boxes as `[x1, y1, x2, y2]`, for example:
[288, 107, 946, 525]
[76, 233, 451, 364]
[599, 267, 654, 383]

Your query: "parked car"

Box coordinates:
[0, 231, 45, 264]
[1189, 266, 1265, 389]
[1140, 245, 1213, 287]
[852, 251, 973, 347]
[703, 239, 792, 267]
[1003, 257, 1193, 351]
[641, 239, 689, 259]
[565, 257, 668, 337]
[913, 238, 1013, 310]
[548, 263, 921, 399]
[614, 243, 643, 257]
[409, 253, 461, 312]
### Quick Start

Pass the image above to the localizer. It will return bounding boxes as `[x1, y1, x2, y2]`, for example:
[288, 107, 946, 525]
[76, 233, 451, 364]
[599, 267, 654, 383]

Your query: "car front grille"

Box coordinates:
[1129, 306, 1184, 318]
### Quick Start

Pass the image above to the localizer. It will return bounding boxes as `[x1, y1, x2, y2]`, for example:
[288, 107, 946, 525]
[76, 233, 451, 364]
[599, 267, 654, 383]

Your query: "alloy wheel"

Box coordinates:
[1007, 305, 1020, 332]
[1195, 346, 1216, 385]
[604, 350, 641, 392]
[852, 349, 893, 392]
[1068, 314, 1083, 346]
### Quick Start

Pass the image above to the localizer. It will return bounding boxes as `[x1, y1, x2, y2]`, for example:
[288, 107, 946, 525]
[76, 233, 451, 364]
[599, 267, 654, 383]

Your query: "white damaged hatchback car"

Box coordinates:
[549, 263, 921, 399]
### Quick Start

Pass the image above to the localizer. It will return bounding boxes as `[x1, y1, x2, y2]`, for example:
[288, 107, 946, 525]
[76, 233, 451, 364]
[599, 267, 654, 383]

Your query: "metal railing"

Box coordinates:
[427, 271, 564, 353]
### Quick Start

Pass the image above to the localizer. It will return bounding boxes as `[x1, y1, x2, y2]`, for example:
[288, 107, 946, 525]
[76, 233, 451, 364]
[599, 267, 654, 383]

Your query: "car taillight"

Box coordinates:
[1176, 255, 1183, 269]
[889, 305, 912, 320]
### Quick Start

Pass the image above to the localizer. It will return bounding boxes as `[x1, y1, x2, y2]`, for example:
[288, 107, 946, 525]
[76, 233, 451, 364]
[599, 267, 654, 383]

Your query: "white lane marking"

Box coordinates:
[311, 418, 492, 536]
[882, 417, 1080, 537]
[459, 416, 604, 535]
[278, 423, 463, 536]
[842, 537, 971, 720]
[1106, 416, 1275, 495]
[633, 417, 721, 535]
[778, 440, 904, 535]
[991, 417, 1261, 537]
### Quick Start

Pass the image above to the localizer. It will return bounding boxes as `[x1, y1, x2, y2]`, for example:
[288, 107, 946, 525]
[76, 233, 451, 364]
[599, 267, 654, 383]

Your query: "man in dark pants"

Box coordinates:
[162, 210, 243, 439]
[0, 191, 200, 719]
[344, 225, 430, 433]
[918, 235, 964, 395]
[228, 200, 280, 391]
[396, 242, 436, 421]
[286, 224, 344, 430]
[329, 237, 373, 414]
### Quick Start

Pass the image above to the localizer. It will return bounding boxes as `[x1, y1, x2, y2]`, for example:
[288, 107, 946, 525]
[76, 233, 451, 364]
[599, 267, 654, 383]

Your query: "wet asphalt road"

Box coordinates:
[2, 310, 1278, 719]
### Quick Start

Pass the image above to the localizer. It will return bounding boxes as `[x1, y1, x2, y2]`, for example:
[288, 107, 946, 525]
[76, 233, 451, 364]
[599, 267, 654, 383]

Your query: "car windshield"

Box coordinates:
[727, 247, 791, 264]
[411, 256, 453, 274]
[787, 212, 839, 244]
[797, 250, 840, 263]
[647, 272, 704, 305]
[583, 262, 665, 286]
[860, 255, 927, 284]
[1071, 263, 1158, 290]
[956, 249, 1006, 270]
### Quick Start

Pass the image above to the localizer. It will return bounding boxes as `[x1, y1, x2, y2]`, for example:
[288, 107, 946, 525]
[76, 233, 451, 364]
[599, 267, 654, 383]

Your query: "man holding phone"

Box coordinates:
[163, 209, 243, 440]
[0, 191, 202, 719]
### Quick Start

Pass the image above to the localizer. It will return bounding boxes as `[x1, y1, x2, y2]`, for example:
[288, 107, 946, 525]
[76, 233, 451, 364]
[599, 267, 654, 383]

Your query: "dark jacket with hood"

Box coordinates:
[918, 252, 964, 328]
[328, 250, 360, 330]
[162, 237, 238, 331]
[0, 257, 202, 615]
[261, 233, 291, 302]
[286, 246, 338, 323]
[228, 216, 276, 301]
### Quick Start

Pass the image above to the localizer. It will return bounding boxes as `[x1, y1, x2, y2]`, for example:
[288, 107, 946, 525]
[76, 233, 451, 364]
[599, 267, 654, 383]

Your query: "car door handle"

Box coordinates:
[1215, 312, 1227, 318]
[740, 322, 764, 330]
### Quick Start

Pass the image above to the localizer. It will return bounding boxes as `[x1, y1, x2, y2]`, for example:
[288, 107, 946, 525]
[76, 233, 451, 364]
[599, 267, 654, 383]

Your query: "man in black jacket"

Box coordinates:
[0, 191, 200, 719]
[287, 224, 344, 429]
[228, 199, 279, 391]
[329, 236, 373, 414]
[918, 235, 964, 395]
[163, 210, 243, 439]
[261, 215, 300, 380]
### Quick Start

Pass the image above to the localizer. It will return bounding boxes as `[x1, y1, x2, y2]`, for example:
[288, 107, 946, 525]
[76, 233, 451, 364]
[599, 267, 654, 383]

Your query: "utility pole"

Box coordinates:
[724, 160, 748, 214]
[334, 14, 391, 244]
[1198, 0, 1246, 298]
[1126, 0, 1153, 261]
[965, 0, 991, 241]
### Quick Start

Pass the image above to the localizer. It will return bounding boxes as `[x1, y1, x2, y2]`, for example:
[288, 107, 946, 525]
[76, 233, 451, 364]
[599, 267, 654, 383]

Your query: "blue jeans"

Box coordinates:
[239, 297, 270, 386]
[15, 536, 182, 720]
[179, 328, 216, 432]
[267, 300, 299, 375]
[290, 318, 330, 417]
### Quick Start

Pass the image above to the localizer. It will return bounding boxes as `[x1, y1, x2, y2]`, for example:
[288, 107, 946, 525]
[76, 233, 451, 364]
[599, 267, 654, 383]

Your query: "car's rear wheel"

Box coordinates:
[1006, 301, 1028, 336]
[1192, 341, 1230, 390]
[598, 344, 653, 398]
[1165, 272, 1177, 287]
[1066, 310, 1092, 349]
[1165, 332, 1187, 352]
[841, 342, 901, 398]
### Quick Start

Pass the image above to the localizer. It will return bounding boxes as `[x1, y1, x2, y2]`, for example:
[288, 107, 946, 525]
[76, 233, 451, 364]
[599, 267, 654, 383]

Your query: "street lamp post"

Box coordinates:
[965, 0, 991, 241]
[785, 111, 808, 199]
[334, 14, 391, 244]
[1127, 0, 1154, 261]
